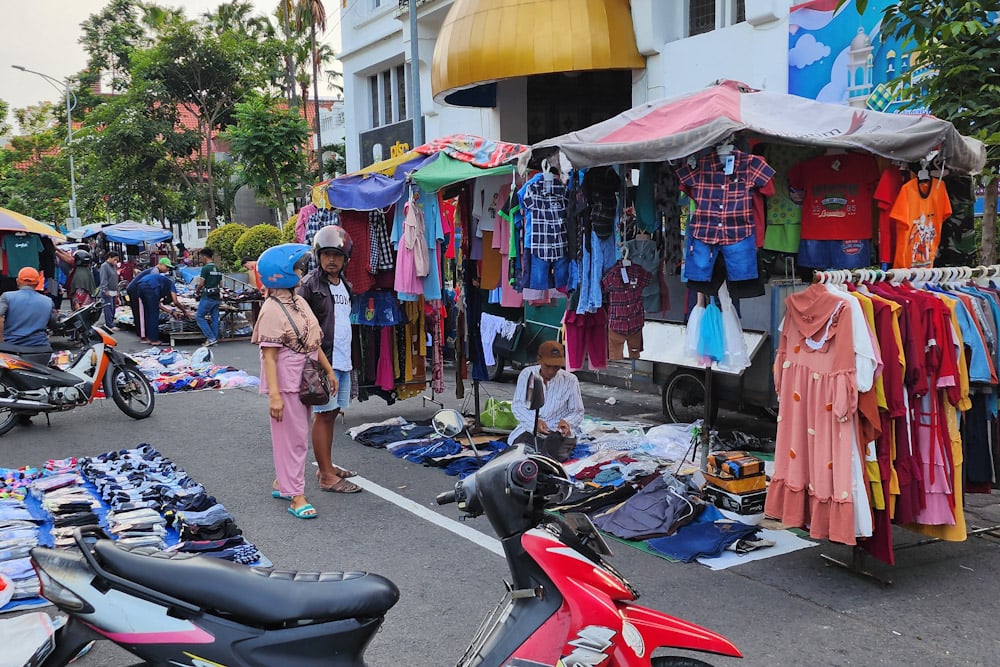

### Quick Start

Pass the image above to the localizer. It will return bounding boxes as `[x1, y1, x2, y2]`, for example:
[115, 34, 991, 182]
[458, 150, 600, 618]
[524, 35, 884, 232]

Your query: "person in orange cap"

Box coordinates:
[0, 267, 58, 347]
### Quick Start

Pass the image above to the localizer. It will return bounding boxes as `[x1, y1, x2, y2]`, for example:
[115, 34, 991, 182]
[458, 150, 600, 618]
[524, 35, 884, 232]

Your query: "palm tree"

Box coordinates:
[295, 0, 326, 174]
[204, 1, 273, 39]
[274, 0, 300, 110]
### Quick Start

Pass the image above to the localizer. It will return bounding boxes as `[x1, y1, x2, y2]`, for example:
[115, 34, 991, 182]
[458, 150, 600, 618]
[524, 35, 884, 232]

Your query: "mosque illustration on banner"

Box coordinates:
[788, 0, 999, 114]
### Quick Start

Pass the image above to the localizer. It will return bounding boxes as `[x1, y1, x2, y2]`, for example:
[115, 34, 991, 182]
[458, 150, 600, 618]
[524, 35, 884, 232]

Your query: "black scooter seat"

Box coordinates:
[94, 541, 400, 627]
[0, 343, 52, 355]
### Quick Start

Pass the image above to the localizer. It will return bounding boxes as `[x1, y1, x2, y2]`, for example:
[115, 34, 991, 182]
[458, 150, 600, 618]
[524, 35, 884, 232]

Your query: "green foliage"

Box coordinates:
[864, 0, 1000, 261]
[205, 222, 248, 269]
[323, 142, 346, 177]
[222, 92, 310, 212]
[233, 223, 284, 269]
[282, 216, 298, 242]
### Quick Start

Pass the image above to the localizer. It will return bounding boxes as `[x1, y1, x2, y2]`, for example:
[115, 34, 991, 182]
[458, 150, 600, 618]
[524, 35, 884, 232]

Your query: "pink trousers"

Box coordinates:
[564, 308, 608, 371]
[271, 391, 311, 497]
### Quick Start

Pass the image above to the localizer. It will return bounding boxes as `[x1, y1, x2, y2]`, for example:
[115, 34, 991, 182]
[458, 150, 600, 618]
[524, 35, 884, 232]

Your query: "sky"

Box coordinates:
[0, 0, 342, 132]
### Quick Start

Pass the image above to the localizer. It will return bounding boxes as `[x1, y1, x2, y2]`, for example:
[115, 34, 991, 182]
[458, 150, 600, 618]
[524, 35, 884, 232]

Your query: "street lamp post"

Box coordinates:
[11, 65, 80, 228]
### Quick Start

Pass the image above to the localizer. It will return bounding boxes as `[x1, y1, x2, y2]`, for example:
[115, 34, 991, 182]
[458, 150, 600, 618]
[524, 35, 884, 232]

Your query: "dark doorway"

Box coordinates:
[525, 70, 633, 144]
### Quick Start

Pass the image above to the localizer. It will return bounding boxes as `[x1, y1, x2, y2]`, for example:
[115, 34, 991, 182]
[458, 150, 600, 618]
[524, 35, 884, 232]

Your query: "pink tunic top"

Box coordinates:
[766, 284, 860, 545]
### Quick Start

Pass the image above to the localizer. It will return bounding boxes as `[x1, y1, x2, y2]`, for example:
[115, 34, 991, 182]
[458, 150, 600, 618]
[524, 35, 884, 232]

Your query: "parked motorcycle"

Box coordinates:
[30, 404, 740, 666]
[0, 301, 154, 435]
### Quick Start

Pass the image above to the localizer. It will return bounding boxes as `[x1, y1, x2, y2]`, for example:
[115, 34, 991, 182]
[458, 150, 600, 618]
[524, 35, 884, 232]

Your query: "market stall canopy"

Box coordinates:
[411, 153, 516, 193]
[526, 80, 987, 175]
[431, 0, 645, 106]
[65, 223, 105, 240]
[101, 221, 173, 245]
[0, 207, 66, 240]
[354, 149, 424, 176]
[414, 134, 528, 169]
[327, 173, 408, 211]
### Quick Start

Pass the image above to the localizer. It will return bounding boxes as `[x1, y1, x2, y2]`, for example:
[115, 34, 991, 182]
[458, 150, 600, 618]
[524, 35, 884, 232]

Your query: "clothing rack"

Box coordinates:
[808, 263, 1000, 584]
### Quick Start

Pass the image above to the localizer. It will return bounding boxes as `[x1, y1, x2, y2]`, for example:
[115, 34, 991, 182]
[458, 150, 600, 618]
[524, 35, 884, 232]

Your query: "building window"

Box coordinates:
[368, 65, 410, 129]
[689, 0, 716, 36]
[395, 64, 408, 121]
[369, 75, 381, 128]
[734, 0, 745, 23]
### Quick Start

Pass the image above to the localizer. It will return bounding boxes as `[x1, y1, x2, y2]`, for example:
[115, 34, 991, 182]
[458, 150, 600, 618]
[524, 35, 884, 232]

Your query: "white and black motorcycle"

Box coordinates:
[0, 301, 154, 434]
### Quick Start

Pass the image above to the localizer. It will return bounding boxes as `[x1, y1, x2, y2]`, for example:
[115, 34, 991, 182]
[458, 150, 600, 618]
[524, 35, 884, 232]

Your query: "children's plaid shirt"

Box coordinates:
[675, 149, 774, 245]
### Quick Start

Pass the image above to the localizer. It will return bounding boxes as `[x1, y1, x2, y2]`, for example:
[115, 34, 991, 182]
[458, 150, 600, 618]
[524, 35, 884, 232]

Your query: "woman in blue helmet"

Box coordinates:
[252, 244, 338, 519]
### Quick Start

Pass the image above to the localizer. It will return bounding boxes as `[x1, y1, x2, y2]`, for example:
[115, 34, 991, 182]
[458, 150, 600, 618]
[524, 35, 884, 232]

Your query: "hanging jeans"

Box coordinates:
[576, 232, 617, 314]
[195, 297, 221, 342]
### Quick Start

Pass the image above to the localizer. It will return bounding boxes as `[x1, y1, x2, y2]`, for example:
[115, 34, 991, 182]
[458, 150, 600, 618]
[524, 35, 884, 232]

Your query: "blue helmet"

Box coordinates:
[257, 243, 311, 289]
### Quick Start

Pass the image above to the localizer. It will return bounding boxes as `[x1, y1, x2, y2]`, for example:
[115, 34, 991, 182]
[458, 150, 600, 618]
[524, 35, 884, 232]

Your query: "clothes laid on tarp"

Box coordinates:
[768, 277, 1000, 562]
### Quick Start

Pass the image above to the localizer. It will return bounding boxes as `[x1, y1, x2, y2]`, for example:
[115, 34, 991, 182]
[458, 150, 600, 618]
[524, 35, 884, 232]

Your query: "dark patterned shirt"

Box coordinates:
[522, 178, 568, 261]
[675, 149, 774, 245]
[601, 263, 652, 335]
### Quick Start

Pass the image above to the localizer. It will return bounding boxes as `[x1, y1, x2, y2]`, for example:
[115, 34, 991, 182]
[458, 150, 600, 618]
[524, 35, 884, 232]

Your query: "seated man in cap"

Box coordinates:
[508, 340, 585, 460]
[0, 267, 58, 349]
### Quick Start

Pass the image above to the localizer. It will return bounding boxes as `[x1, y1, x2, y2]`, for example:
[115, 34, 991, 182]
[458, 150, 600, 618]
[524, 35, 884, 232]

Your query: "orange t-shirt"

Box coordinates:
[889, 178, 952, 268]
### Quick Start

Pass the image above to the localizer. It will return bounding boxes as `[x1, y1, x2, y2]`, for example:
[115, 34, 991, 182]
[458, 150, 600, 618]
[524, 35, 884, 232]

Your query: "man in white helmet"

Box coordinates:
[297, 225, 361, 494]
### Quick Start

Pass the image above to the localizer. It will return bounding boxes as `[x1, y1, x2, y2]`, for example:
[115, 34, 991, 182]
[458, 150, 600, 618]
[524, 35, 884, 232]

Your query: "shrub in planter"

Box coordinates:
[206, 223, 248, 270]
[233, 224, 284, 270]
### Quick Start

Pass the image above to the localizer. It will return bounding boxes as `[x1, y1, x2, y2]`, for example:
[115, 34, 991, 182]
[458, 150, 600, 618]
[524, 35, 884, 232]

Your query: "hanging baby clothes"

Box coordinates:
[766, 284, 860, 545]
[889, 178, 952, 269]
[296, 203, 317, 244]
[395, 197, 428, 295]
[392, 187, 445, 302]
[624, 237, 666, 313]
[601, 262, 651, 361]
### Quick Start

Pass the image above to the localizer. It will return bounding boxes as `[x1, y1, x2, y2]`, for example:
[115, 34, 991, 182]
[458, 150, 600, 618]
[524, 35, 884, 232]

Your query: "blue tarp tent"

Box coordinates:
[101, 221, 173, 245]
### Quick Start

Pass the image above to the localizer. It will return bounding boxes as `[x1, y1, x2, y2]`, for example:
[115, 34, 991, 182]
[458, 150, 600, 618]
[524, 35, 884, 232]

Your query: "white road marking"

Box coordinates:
[351, 475, 504, 557]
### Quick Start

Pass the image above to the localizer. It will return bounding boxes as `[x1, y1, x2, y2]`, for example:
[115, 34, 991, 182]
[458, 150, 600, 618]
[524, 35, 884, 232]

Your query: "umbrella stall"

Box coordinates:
[519, 79, 992, 580]
[0, 207, 66, 299]
[290, 137, 529, 415]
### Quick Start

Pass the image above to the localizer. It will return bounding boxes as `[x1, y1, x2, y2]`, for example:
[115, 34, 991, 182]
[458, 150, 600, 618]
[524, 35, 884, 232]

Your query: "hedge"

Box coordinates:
[205, 223, 248, 270]
[233, 224, 284, 269]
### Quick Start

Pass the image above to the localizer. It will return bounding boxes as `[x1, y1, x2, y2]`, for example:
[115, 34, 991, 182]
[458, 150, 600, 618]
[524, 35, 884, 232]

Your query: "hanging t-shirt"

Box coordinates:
[329, 280, 352, 371]
[889, 178, 952, 269]
[758, 143, 824, 254]
[787, 153, 880, 241]
[392, 187, 444, 302]
[472, 175, 508, 236]
[3, 233, 43, 276]
[874, 167, 910, 264]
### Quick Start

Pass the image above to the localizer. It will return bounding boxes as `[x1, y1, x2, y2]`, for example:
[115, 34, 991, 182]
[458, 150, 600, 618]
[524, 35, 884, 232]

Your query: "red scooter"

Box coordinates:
[30, 406, 740, 666]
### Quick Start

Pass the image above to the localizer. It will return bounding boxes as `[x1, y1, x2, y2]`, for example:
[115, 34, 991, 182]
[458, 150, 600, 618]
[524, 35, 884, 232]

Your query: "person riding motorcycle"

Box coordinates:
[0, 267, 57, 348]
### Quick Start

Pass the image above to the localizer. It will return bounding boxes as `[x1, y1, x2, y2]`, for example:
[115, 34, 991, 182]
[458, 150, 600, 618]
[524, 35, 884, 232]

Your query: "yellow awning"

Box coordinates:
[432, 0, 645, 104]
[353, 149, 423, 175]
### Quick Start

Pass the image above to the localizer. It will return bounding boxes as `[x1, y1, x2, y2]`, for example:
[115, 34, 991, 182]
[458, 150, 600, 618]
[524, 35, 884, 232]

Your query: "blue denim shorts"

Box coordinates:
[527, 254, 570, 290]
[314, 369, 351, 413]
[797, 239, 871, 270]
[684, 235, 758, 282]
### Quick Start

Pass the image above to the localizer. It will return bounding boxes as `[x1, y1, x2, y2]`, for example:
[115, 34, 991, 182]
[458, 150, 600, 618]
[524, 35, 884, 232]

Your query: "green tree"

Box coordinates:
[858, 0, 1000, 263]
[222, 92, 311, 217]
[0, 99, 9, 144]
[323, 141, 347, 177]
[233, 223, 284, 269]
[206, 222, 248, 268]
[281, 215, 298, 242]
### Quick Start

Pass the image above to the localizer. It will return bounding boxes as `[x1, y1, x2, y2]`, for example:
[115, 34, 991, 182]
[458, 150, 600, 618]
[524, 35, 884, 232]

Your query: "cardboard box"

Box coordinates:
[707, 451, 765, 479]
[703, 484, 768, 515]
[703, 471, 766, 494]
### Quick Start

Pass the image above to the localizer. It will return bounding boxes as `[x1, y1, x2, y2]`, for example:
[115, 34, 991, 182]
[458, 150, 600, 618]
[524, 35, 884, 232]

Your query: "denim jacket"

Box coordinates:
[297, 268, 352, 362]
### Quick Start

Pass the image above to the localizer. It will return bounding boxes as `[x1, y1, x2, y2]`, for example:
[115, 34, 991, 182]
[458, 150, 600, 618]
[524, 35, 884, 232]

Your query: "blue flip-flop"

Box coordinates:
[272, 489, 292, 500]
[288, 503, 317, 519]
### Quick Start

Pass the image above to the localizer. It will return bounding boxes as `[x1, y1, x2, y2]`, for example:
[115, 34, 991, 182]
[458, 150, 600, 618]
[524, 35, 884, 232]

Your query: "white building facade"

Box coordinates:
[336, 0, 795, 172]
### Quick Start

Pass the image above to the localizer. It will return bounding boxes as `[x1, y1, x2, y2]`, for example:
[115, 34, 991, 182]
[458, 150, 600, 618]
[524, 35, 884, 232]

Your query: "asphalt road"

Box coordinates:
[5, 332, 1000, 666]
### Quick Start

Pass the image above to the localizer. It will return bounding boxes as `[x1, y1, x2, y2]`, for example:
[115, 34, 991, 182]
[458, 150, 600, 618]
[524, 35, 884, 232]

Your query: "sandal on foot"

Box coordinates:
[320, 478, 362, 494]
[288, 503, 318, 519]
[333, 466, 358, 479]
[271, 489, 293, 500]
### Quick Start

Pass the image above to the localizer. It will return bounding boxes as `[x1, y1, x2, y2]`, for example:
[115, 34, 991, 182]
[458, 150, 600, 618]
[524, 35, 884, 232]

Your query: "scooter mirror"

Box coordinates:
[432, 409, 466, 438]
[526, 373, 545, 411]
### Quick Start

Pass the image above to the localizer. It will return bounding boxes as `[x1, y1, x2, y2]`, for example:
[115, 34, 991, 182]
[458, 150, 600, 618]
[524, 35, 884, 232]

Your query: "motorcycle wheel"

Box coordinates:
[105, 365, 155, 419]
[651, 657, 716, 667]
[0, 381, 17, 436]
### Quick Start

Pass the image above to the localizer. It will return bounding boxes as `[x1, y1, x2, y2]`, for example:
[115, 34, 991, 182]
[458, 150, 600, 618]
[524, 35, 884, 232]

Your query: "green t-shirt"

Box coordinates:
[200, 262, 222, 290]
[3, 233, 43, 275]
[760, 143, 824, 254]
